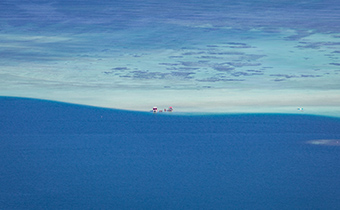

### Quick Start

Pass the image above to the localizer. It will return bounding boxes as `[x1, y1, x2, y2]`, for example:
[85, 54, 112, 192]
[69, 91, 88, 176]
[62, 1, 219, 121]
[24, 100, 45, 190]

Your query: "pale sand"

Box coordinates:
[2, 88, 340, 117]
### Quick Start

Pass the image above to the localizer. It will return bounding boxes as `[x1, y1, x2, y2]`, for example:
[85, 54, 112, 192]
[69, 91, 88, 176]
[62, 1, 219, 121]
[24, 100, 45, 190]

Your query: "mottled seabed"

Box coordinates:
[1, 0, 340, 116]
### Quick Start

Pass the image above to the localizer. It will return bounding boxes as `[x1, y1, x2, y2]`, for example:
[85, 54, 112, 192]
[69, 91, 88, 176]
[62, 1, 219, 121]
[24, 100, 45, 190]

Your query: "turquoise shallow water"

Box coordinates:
[1, 0, 340, 115]
[1, 97, 340, 209]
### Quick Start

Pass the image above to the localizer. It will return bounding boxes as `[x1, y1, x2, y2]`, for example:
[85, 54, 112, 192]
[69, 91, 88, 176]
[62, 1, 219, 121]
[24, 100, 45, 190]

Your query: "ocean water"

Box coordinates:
[1, 1, 340, 208]
[1, 0, 340, 115]
[1, 97, 340, 209]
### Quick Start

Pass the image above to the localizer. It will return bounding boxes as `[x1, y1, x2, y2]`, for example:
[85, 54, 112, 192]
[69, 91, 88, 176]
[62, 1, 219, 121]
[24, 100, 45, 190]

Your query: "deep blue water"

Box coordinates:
[1, 97, 340, 209]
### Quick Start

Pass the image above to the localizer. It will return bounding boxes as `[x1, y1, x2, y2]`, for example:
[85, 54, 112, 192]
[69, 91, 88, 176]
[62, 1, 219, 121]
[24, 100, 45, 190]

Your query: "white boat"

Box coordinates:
[151, 106, 173, 113]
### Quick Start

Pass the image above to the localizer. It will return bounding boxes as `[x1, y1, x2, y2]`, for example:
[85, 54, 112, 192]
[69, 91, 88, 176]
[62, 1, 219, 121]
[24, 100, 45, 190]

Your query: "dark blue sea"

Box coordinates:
[1, 97, 340, 209]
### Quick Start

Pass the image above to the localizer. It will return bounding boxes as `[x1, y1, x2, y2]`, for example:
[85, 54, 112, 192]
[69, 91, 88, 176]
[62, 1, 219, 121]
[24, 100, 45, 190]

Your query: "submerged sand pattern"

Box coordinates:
[306, 139, 340, 146]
